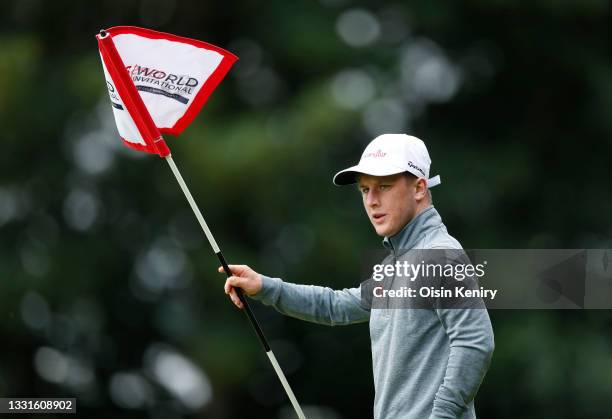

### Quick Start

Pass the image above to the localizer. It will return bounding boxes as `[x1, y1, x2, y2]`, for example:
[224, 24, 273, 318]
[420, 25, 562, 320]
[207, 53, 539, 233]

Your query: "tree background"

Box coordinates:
[1, 0, 612, 418]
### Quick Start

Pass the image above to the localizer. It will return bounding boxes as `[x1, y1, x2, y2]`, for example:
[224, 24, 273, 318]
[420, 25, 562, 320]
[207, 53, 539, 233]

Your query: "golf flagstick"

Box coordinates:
[165, 155, 306, 419]
[96, 28, 306, 419]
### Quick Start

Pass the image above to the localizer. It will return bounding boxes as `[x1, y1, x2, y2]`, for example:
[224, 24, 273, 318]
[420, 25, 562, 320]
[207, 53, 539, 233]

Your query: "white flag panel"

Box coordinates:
[98, 26, 237, 153]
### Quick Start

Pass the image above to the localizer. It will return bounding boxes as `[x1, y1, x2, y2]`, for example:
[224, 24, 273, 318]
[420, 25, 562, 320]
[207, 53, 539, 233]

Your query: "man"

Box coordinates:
[220, 134, 494, 418]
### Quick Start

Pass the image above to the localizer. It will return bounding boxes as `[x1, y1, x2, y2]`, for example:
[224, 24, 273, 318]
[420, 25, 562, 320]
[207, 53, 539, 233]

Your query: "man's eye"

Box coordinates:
[380, 185, 390, 190]
[361, 188, 369, 194]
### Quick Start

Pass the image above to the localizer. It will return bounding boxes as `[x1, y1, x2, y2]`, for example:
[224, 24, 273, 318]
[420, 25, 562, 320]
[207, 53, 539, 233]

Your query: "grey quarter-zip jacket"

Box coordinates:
[251, 206, 494, 418]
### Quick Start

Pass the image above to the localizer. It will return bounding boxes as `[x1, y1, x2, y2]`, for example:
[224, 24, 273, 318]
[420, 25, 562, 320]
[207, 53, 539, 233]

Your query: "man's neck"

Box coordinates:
[383, 205, 436, 251]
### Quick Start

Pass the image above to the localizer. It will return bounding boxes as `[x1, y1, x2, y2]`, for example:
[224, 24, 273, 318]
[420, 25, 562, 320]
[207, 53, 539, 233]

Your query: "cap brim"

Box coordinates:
[332, 163, 406, 186]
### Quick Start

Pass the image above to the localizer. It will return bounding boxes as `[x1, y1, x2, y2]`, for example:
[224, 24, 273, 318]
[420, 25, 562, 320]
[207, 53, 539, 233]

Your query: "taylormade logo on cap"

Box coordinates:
[407, 161, 426, 177]
[332, 134, 442, 187]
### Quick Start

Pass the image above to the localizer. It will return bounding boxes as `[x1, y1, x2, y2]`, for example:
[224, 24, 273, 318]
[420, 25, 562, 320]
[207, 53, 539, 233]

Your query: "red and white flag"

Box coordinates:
[96, 26, 237, 156]
[96, 28, 307, 419]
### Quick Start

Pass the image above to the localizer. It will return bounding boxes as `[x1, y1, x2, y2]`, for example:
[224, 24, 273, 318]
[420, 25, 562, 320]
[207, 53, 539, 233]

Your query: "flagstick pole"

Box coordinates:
[98, 29, 304, 419]
[164, 155, 307, 419]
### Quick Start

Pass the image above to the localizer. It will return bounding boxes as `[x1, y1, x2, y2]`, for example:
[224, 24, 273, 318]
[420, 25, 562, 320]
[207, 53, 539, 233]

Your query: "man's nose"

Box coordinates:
[366, 189, 380, 207]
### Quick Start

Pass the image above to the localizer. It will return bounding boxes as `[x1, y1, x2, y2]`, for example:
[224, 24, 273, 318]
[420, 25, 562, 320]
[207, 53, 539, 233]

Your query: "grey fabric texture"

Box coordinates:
[251, 206, 494, 418]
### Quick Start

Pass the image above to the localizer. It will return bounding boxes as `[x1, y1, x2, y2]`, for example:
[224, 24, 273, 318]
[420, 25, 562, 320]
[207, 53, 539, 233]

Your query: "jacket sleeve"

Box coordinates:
[249, 276, 371, 326]
[430, 305, 495, 418]
[423, 248, 494, 418]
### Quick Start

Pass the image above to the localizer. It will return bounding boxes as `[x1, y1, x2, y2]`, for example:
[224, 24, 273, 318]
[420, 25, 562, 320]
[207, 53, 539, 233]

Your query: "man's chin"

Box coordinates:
[373, 225, 391, 237]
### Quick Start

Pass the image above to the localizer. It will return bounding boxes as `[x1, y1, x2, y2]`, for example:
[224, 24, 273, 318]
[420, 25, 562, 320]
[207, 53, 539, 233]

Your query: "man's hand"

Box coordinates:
[218, 264, 263, 309]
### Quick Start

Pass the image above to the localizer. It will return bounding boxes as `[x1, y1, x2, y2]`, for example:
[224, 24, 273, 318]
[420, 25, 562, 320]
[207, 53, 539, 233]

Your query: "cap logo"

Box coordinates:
[364, 149, 387, 158]
[407, 161, 425, 176]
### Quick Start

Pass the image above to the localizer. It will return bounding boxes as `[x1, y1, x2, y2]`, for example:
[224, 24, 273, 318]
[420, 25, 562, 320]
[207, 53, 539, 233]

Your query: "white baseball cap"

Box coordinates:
[333, 134, 441, 187]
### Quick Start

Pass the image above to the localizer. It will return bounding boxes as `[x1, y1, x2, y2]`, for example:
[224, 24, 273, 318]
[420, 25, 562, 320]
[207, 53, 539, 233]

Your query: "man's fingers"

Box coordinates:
[229, 287, 243, 309]
[224, 276, 245, 291]
[218, 264, 249, 276]
[227, 275, 246, 288]
[224, 278, 244, 308]
[220, 266, 253, 309]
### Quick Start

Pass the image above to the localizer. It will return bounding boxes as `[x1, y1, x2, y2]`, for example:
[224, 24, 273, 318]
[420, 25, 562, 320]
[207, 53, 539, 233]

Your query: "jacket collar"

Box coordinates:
[382, 205, 440, 251]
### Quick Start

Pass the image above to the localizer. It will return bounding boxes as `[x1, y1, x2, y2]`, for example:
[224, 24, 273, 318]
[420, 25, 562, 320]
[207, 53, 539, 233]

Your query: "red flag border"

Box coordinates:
[105, 26, 238, 137]
[98, 32, 167, 156]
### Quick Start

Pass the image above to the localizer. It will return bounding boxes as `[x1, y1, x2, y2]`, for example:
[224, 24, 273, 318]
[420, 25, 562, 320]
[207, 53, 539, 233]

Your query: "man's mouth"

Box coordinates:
[372, 213, 386, 223]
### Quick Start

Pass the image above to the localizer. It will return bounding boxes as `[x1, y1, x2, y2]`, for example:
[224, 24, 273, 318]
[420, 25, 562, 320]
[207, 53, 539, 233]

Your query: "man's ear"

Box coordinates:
[414, 178, 428, 201]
